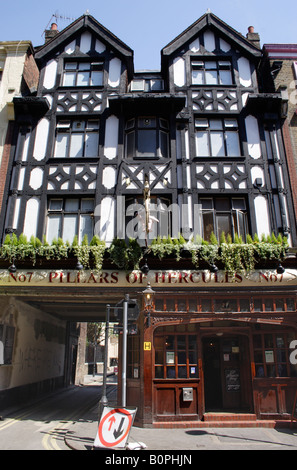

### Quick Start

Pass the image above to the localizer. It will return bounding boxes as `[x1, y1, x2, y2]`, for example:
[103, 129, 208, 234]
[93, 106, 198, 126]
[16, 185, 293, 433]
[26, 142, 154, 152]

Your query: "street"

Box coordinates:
[0, 376, 115, 450]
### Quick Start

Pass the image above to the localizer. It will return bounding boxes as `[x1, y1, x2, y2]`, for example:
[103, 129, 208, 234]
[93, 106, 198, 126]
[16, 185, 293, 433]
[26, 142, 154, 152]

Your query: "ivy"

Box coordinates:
[0, 232, 289, 274]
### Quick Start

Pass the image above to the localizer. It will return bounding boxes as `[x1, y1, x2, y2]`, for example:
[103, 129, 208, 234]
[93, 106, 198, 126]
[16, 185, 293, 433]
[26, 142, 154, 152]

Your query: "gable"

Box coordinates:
[35, 13, 134, 76]
[161, 12, 261, 66]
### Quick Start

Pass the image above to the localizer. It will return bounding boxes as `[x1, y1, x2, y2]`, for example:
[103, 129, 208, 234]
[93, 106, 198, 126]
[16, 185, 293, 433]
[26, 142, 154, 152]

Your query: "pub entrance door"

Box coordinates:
[202, 335, 252, 412]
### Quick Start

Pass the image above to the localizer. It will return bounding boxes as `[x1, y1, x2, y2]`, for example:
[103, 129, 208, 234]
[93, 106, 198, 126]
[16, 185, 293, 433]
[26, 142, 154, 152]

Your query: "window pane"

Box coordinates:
[219, 70, 232, 85]
[47, 215, 61, 243]
[80, 215, 93, 243]
[196, 131, 210, 156]
[63, 72, 76, 86]
[81, 199, 94, 211]
[210, 132, 224, 156]
[70, 134, 84, 158]
[54, 133, 69, 157]
[65, 199, 79, 211]
[91, 71, 103, 86]
[217, 215, 231, 240]
[49, 199, 63, 211]
[126, 131, 135, 158]
[203, 211, 214, 241]
[85, 132, 99, 157]
[138, 129, 156, 156]
[63, 215, 77, 243]
[226, 132, 240, 156]
[160, 130, 168, 157]
[205, 70, 217, 85]
[192, 70, 203, 84]
[77, 71, 89, 86]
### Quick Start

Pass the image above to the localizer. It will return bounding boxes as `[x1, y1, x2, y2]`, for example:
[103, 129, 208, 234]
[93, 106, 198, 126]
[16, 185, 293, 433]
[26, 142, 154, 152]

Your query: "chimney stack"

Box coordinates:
[246, 26, 260, 48]
[45, 23, 59, 43]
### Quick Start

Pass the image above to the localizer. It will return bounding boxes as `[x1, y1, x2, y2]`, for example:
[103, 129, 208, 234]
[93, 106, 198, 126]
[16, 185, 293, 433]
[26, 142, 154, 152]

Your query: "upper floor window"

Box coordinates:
[125, 117, 169, 159]
[195, 118, 241, 157]
[46, 197, 94, 244]
[63, 61, 104, 87]
[192, 60, 233, 86]
[54, 120, 99, 158]
[130, 79, 164, 92]
[199, 197, 248, 242]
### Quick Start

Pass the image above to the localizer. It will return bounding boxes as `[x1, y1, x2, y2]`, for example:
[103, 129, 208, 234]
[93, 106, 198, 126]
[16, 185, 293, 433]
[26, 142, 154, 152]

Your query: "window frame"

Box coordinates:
[53, 119, 100, 159]
[191, 59, 233, 86]
[154, 332, 199, 380]
[195, 117, 241, 158]
[46, 197, 94, 244]
[199, 196, 248, 242]
[62, 61, 104, 87]
[125, 116, 169, 159]
[125, 195, 172, 244]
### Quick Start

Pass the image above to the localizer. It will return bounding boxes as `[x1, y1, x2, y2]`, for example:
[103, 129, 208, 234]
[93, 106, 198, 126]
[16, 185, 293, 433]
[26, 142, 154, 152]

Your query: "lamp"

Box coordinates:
[276, 262, 285, 274]
[143, 282, 155, 327]
[75, 260, 84, 270]
[8, 261, 16, 273]
[140, 258, 150, 275]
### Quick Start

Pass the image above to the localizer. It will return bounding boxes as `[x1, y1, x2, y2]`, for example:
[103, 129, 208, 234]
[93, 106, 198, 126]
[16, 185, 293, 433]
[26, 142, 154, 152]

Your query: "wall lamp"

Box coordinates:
[8, 259, 16, 273]
[142, 282, 155, 327]
[276, 262, 285, 274]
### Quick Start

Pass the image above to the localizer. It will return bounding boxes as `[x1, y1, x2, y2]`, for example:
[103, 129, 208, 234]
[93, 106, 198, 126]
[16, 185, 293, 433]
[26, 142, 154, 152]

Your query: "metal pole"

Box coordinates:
[99, 304, 110, 419]
[122, 294, 129, 407]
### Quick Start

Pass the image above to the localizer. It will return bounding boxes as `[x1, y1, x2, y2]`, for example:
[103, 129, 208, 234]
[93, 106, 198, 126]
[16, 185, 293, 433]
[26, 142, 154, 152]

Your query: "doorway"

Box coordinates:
[202, 335, 251, 412]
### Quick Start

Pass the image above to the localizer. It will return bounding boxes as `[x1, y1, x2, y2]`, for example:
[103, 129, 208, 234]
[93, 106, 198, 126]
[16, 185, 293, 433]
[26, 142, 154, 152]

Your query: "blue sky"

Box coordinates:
[0, 0, 296, 70]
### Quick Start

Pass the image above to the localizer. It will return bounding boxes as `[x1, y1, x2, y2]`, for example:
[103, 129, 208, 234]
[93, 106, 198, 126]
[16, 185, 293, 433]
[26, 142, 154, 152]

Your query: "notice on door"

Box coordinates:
[94, 407, 137, 449]
[225, 368, 240, 392]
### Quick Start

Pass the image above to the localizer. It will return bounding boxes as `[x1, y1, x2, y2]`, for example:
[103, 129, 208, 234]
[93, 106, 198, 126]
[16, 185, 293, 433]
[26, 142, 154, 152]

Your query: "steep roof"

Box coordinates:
[161, 12, 261, 62]
[35, 13, 134, 75]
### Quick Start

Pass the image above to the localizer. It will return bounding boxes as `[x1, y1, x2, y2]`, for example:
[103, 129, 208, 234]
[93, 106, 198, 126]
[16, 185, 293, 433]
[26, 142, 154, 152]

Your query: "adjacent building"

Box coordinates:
[1, 12, 297, 427]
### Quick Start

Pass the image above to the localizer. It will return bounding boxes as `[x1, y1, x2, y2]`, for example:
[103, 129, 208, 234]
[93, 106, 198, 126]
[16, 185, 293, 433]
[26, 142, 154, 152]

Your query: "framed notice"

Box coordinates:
[166, 351, 175, 364]
[265, 350, 274, 363]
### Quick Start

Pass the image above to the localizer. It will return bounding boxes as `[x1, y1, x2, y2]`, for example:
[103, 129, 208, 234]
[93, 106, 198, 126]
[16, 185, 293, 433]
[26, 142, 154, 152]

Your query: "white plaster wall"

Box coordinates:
[23, 197, 40, 238]
[97, 196, 115, 242]
[43, 59, 57, 89]
[245, 115, 261, 159]
[108, 57, 121, 87]
[104, 115, 119, 159]
[254, 195, 271, 236]
[0, 298, 66, 391]
[33, 118, 49, 160]
[173, 57, 186, 87]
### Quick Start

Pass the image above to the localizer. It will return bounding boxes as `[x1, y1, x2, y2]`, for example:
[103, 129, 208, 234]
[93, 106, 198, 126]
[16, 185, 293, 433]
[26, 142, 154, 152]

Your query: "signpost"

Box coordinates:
[94, 406, 137, 449]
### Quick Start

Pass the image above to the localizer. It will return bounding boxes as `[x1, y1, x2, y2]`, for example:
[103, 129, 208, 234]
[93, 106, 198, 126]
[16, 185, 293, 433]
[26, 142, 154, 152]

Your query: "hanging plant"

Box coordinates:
[108, 238, 142, 270]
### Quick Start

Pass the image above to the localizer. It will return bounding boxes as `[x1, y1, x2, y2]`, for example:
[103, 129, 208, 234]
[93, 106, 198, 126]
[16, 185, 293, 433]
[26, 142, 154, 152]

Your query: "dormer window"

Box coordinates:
[63, 61, 104, 87]
[192, 60, 233, 85]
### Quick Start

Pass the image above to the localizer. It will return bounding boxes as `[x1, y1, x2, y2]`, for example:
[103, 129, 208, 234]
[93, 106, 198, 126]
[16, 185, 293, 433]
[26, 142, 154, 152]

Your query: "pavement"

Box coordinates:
[64, 374, 297, 452]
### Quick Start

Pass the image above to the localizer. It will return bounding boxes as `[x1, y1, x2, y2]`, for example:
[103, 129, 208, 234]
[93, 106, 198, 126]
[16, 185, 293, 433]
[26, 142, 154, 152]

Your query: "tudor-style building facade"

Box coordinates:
[1, 12, 297, 426]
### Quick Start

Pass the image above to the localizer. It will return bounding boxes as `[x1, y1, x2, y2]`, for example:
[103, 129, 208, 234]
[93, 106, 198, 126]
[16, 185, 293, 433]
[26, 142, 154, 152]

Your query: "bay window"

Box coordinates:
[125, 117, 169, 159]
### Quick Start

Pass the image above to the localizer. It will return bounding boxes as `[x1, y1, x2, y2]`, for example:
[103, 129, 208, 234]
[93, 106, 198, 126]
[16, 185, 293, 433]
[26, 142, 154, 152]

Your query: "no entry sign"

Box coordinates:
[94, 407, 137, 448]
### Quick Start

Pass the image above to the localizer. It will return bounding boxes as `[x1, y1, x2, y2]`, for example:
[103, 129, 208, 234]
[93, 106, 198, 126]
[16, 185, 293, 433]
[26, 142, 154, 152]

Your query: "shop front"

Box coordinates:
[125, 275, 297, 427]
